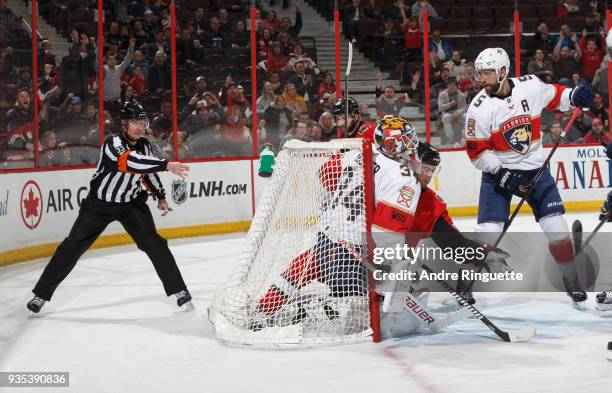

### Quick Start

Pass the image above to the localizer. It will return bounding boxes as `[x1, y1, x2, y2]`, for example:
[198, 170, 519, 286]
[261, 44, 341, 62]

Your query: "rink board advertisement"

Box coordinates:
[0, 160, 253, 259]
[1, 144, 610, 263]
[435, 145, 611, 213]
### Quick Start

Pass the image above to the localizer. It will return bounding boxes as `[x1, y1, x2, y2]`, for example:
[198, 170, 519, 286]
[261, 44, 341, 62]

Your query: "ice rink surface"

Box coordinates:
[1, 212, 612, 393]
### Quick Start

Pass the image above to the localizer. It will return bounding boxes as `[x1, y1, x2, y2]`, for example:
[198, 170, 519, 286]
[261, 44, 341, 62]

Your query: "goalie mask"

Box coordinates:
[374, 115, 419, 160]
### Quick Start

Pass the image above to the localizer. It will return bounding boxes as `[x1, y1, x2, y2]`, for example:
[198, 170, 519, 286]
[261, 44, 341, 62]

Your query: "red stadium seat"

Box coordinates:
[536, 4, 556, 17]
[517, 5, 538, 18]
[494, 5, 515, 17]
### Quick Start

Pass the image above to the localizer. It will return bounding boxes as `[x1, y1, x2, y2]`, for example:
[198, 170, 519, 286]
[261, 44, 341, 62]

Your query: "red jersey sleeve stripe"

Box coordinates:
[545, 84, 566, 111]
[465, 139, 492, 160]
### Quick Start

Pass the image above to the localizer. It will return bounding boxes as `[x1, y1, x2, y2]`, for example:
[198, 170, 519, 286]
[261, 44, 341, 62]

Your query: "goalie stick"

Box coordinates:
[420, 264, 536, 342]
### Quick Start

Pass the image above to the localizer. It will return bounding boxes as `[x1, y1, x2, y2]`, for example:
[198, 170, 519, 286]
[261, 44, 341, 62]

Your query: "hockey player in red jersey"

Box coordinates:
[464, 47, 594, 308]
[332, 97, 376, 140]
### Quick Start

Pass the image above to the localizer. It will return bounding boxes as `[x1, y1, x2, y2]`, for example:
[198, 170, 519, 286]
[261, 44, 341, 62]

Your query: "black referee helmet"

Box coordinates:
[119, 102, 149, 130]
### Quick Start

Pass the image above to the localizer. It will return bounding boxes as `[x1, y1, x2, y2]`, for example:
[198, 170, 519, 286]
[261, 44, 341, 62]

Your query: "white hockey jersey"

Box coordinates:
[464, 76, 571, 173]
[318, 146, 421, 245]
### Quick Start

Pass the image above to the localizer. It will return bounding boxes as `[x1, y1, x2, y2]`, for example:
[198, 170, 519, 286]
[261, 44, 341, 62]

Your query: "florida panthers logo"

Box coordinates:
[500, 115, 532, 155]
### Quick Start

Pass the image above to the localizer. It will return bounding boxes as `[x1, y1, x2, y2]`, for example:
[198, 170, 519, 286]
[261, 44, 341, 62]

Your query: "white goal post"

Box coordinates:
[208, 138, 380, 347]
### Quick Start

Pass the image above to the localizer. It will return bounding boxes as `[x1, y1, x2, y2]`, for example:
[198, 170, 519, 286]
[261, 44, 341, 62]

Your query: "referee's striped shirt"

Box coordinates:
[90, 134, 167, 203]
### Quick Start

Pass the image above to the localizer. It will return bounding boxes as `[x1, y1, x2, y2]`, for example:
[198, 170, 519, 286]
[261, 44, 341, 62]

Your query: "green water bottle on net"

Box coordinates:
[258, 142, 275, 178]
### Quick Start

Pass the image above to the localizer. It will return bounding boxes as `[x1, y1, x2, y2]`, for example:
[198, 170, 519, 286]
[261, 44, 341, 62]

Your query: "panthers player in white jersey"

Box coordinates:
[464, 47, 594, 308]
[248, 116, 423, 332]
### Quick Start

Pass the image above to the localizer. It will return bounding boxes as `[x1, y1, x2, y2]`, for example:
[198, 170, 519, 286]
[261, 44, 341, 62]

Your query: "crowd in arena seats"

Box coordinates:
[1, 0, 612, 170]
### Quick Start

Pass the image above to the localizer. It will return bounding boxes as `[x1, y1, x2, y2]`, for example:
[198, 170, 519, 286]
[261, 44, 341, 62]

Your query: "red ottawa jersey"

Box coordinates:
[406, 187, 455, 247]
[355, 120, 376, 141]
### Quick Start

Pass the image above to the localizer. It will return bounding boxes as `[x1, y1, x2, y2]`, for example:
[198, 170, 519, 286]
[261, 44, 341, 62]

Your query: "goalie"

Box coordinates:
[249, 115, 422, 332]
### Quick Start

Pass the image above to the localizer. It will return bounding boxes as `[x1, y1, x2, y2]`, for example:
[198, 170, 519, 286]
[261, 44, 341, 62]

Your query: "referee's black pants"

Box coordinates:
[33, 192, 187, 301]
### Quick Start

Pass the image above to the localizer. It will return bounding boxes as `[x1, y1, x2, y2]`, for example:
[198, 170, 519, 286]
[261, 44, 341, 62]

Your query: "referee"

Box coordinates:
[27, 102, 193, 313]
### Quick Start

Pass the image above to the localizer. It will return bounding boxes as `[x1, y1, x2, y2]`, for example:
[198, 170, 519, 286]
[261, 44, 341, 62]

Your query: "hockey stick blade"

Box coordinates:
[422, 264, 535, 343]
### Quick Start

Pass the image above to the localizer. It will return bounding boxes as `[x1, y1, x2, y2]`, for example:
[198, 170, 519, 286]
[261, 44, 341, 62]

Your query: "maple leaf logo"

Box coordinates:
[23, 189, 40, 218]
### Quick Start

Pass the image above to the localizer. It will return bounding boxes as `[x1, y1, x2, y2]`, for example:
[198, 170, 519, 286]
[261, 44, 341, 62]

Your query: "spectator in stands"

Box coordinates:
[8, 17, 30, 61]
[6, 88, 34, 161]
[129, 65, 147, 98]
[265, 42, 290, 73]
[558, 0, 581, 17]
[231, 20, 249, 48]
[588, 92, 608, 125]
[38, 40, 56, 72]
[278, 7, 303, 38]
[56, 141, 73, 166]
[278, 31, 293, 55]
[217, 8, 232, 34]
[261, 10, 280, 35]
[444, 51, 466, 80]
[376, 19, 403, 69]
[410, 0, 439, 22]
[105, 21, 121, 45]
[151, 100, 173, 139]
[288, 61, 315, 99]
[143, 10, 159, 37]
[193, 8, 209, 35]
[39, 130, 61, 168]
[280, 120, 311, 148]
[582, 117, 609, 143]
[318, 111, 336, 141]
[0, 0, 17, 25]
[217, 0, 244, 13]
[132, 20, 149, 47]
[282, 83, 307, 121]
[527, 23, 556, 56]
[578, 29, 606, 82]
[193, 76, 209, 98]
[438, 77, 466, 146]
[222, 103, 251, 156]
[527, 49, 554, 78]
[581, 0, 605, 17]
[375, 71, 409, 117]
[402, 14, 421, 62]
[268, 71, 283, 94]
[257, 81, 276, 116]
[82, 101, 98, 127]
[147, 30, 169, 61]
[592, 60, 609, 97]
[459, 62, 475, 93]
[561, 109, 590, 142]
[552, 41, 581, 86]
[429, 30, 452, 62]
[104, 37, 135, 103]
[264, 95, 293, 148]
[58, 93, 83, 123]
[17, 68, 32, 91]
[310, 124, 323, 142]
[428, 51, 443, 84]
[288, 42, 319, 75]
[344, 0, 368, 42]
[148, 51, 171, 95]
[182, 98, 225, 137]
[318, 73, 336, 98]
[258, 28, 274, 62]
[543, 121, 564, 145]
[204, 17, 229, 49]
[385, 0, 408, 22]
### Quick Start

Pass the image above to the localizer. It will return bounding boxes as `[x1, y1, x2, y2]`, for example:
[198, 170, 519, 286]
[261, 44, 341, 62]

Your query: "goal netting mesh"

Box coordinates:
[208, 139, 376, 347]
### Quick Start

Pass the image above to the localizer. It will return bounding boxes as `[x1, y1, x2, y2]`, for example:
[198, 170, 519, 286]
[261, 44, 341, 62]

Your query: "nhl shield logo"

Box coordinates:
[172, 179, 187, 205]
[499, 115, 532, 155]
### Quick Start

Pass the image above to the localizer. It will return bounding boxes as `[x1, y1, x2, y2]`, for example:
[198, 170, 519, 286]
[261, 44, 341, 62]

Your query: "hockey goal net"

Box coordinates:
[209, 139, 379, 347]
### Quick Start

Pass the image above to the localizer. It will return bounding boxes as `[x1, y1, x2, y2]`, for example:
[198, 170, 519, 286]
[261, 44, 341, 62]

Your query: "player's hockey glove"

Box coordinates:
[569, 84, 594, 108]
[495, 168, 532, 197]
[599, 191, 612, 222]
[465, 244, 513, 274]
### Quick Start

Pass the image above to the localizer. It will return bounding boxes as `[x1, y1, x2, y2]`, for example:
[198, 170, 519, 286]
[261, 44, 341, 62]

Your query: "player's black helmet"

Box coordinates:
[417, 142, 440, 167]
[332, 97, 359, 117]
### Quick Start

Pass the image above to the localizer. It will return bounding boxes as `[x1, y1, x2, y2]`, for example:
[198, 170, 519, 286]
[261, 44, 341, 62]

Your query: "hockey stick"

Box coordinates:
[572, 220, 583, 254]
[335, 233, 472, 333]
[420, 264, 536, 342]
[344, 41, 353, 130]
[492, 107, 582, 249]
[461, 107, 584, 294]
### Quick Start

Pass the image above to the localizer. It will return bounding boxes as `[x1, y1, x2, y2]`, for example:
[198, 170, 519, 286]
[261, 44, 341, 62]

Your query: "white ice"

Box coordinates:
[1, 212, 611, 393]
